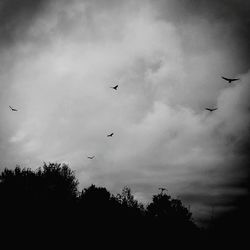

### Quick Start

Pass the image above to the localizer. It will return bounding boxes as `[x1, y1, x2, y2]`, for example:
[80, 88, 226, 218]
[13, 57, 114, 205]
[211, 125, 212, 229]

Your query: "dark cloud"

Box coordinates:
[157, 0, 250, 21]
[181, 192, 239, 207]
[0, 0, 49, 47]
[233, 132, 250, 155]
[154, 0, 250, 71]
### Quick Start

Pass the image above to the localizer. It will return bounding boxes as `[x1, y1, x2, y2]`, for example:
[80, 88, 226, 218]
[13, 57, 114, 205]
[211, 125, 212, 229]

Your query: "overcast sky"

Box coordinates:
[0, 0, 249, 226]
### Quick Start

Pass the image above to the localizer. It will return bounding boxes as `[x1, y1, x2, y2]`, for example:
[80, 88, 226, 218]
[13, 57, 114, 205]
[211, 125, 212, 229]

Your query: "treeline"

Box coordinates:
[0, 163, 202, 247]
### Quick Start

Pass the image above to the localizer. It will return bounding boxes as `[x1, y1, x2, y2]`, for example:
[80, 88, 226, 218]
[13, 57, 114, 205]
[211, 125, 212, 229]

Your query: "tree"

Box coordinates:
[117, 186, 142, 208]
[0, 162, 79, 209]
[146, 191, 198, 240]
[36, 162, 79, 203]
[147, 192, 192, 222]
[0, 163, 202, 246]
[79, 184, 113, 212]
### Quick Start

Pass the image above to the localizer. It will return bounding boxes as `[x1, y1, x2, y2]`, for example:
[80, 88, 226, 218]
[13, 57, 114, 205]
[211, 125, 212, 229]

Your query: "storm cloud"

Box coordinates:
[0, 0, 249, 226]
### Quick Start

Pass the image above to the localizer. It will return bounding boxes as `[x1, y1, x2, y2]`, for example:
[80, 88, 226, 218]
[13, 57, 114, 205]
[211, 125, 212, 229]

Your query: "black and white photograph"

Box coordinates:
[0, 0, 249, 248]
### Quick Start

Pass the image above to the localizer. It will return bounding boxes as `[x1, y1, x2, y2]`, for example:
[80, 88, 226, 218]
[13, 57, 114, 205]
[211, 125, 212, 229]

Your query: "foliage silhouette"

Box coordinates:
[147, 192, 193, 225]
[0, 162, 202, 247]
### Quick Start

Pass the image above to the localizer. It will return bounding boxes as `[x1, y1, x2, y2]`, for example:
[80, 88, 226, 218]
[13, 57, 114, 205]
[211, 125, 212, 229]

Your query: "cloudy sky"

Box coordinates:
[0, 0, 249, 226]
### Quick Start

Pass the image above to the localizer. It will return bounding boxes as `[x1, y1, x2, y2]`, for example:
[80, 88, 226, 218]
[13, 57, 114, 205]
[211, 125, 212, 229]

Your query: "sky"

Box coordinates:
[0, 0, 249, 226]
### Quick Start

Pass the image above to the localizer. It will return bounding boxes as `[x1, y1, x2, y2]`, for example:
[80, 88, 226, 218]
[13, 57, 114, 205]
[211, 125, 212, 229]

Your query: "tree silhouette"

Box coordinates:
[0, 162, 203, 247]
[36, 162, 79, 203]
[146, 191, 199, 244]
[78, 184, 119, 219]
[117, 186, 143, 209]
[116, 186, 145, 223]
[0, 162, 79, 237]
[147, 192, 192, 223]
[0, 163, 78, 207]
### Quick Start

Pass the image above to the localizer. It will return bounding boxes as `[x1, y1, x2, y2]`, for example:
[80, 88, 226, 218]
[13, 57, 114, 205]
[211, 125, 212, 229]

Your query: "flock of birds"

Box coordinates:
[8, 76, 240, 160]
[204, 76, 240, 112]
[9, 84, 119, 160]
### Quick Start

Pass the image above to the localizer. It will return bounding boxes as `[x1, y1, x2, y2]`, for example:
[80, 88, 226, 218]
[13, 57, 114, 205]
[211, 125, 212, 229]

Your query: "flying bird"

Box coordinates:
[87, 156, 95, 159]
[9, 106, 18, 111]
[205, 108, 217, 112]
[107, 133, 114, 137]
[221, 76, 240, 83]
[110, 85, 118, 90]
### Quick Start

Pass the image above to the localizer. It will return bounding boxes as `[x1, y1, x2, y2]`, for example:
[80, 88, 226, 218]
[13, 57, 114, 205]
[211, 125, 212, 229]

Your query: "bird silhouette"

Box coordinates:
[9, 106, 18, 111]
[87, 156, 95, 159]
[221, 76, 240, 83]
[107, 133, 114, 137]
[205, 108, 217, 112]
[110, 85, 118, 90]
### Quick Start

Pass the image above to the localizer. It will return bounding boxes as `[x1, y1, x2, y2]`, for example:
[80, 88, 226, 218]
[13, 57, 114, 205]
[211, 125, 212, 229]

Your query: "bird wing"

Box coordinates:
[222, 76, 239, 82]
[231, 78, 239, 81]
[9, 106, 17, 111]
[222, 76, 229, 81]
